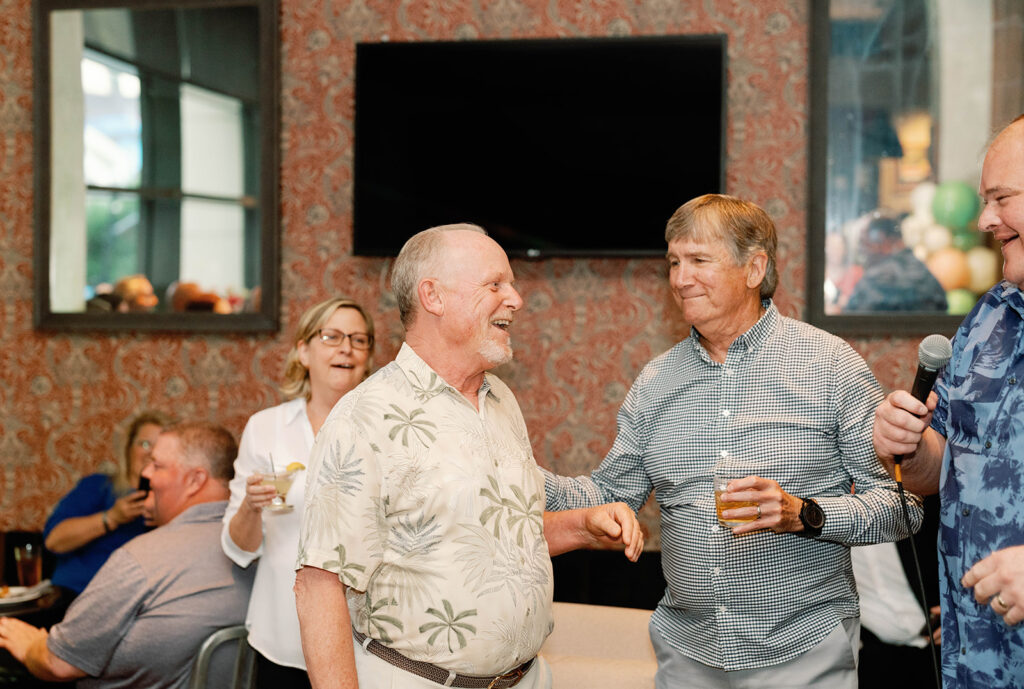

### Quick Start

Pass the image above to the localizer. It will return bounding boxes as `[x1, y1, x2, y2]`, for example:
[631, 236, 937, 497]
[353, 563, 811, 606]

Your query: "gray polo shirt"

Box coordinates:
[48, 500, 255, 689]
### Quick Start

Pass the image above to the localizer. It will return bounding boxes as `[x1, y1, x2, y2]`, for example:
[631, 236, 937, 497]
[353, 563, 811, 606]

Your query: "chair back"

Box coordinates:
[187, 625, 256, 689]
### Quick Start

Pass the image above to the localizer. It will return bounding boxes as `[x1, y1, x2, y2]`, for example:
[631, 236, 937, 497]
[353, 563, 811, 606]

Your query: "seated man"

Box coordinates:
[0, 422, 255, 689]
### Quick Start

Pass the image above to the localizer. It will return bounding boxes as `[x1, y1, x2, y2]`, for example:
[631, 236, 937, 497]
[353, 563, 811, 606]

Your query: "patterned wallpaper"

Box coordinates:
[0, 0, 918, 543]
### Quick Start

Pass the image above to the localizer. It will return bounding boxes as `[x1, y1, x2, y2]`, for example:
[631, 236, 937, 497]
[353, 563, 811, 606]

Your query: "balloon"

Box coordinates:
[966, 246, 1001, 294]
[932, 180, 980, 231]
[926, 247, 970, 291]
[952, 229, 982, 251]
[922, 224, 952, 254]
[910, 182, 936, 220]
[901, 213, 929, 248]
[946, 288, 976, 315]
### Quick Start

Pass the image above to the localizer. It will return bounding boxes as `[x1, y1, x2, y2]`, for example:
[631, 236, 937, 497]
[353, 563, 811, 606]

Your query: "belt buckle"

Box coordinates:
[486, 666, 525, 689]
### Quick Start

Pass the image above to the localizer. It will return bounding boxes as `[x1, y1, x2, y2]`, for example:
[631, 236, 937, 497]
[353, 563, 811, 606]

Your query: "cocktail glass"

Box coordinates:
[262, 469, 298, 512]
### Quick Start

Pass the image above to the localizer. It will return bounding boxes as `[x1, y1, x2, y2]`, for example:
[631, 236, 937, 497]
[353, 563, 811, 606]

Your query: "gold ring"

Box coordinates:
[997, 594, 1010, 610]
[756, 504, 762, 519]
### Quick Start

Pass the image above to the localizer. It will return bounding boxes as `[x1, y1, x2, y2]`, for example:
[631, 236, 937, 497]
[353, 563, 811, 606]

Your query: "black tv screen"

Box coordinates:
[353, 36, 726, 257]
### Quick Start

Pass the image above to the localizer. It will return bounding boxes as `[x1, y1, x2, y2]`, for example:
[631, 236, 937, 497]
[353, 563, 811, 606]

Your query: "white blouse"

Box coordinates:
[221, 397, 314, 669]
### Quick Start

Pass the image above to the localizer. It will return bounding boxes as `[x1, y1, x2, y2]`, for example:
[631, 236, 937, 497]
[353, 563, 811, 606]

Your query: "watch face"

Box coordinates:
[804, 500, 825, 528]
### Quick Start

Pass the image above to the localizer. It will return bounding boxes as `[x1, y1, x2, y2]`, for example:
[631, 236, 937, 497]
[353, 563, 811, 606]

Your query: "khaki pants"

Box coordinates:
[651, 619, 860, 689]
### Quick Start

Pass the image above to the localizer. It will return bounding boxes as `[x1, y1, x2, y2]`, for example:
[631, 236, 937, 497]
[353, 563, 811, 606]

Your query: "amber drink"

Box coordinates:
[262, 470, 297, 512]
[713, 474, 758, 527]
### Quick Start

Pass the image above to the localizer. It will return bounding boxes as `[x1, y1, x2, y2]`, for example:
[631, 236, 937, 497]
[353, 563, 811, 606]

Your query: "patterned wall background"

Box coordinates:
[0, 0, 919, 544]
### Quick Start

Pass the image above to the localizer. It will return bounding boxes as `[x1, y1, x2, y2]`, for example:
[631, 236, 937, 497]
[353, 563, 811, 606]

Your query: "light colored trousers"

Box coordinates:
[651, 618, 860, 689]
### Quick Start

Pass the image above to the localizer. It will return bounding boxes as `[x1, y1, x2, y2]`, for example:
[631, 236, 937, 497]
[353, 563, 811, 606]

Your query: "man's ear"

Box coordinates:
[418, 278, 445, 318]
[183, 467, 208, 498]
[746, 252, 768, 290]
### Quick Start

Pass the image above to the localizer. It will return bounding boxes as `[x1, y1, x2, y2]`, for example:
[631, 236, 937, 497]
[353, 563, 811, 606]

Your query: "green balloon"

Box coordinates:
[946, 288, 976, 315]
[952, 229, 982, 251]
[932, 181, 980, 231]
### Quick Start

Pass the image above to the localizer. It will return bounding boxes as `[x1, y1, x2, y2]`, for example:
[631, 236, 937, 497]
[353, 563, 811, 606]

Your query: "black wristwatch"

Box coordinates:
[797, 498, 825, 537]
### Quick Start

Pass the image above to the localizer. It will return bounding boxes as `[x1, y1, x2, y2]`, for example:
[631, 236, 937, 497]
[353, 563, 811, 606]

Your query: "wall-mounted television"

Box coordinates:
[353, 36, 727, 258]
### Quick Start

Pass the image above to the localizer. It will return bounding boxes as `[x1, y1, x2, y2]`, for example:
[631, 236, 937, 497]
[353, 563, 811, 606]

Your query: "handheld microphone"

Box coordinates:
[894, 334, 953, 465]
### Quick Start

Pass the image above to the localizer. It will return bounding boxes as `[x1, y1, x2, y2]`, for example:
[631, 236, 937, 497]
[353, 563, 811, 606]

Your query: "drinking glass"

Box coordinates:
[713, 471, 758, 527]
[14, 542, 42, 587]
[262, 469, 298, 512]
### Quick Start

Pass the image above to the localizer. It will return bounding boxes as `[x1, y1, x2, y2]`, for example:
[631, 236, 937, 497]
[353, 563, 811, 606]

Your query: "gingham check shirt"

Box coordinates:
[544, 302, 921, 671]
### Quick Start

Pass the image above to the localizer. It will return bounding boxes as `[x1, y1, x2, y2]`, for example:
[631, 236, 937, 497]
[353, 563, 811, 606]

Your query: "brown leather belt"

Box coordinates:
[352, 627, 533, 688]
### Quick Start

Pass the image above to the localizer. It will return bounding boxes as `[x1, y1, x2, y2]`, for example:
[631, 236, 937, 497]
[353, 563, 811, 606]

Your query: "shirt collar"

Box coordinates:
[996, 281, 1024, 320]
[396, 343, 497, 402]
[689, 299, 778, 361]
[282, 396, 307, 426]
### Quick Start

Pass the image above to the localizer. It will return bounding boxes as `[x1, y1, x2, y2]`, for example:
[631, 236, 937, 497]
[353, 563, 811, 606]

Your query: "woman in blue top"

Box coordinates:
[42, 411, 171, 621]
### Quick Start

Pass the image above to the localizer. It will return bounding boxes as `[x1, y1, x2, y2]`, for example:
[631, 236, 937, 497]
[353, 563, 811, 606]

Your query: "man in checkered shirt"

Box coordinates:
[544, 194, 921, 688]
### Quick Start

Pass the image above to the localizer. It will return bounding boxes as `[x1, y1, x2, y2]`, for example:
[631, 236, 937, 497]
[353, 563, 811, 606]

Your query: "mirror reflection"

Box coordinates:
[43, 2, 269, 320]
[818, 0, 1019, 322]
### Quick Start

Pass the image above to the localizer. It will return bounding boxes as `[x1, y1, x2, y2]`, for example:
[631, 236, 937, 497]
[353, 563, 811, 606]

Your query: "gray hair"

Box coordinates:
[665, 194, 778, 299]
[390, 223, 487, 328]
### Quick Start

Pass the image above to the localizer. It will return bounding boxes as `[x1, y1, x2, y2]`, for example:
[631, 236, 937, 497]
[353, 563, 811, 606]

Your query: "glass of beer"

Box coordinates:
[262, 469, 297, 512]
[14, 542, 42, 587]
[713, 472, 758, 527]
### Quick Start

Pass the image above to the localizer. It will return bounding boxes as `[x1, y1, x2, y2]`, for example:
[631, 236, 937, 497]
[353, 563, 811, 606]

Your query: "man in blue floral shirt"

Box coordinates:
[874, 114, 1024, 688]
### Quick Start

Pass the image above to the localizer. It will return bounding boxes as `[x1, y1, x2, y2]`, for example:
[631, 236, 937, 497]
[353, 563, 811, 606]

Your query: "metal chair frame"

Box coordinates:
[188, 624, 256, 689]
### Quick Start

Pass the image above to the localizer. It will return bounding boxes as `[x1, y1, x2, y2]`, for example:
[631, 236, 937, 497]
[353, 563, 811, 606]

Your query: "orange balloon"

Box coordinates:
[926, 247, 970, 291]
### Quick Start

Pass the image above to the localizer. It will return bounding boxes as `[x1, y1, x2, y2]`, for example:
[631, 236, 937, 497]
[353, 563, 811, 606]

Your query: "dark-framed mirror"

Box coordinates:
[808, 0, 1019, 335]
[33, 0, 279, 333]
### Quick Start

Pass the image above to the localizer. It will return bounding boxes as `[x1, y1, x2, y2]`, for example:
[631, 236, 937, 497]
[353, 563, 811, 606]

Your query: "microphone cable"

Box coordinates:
[889, 333, 951, 689]
[892, 463, 941, 689]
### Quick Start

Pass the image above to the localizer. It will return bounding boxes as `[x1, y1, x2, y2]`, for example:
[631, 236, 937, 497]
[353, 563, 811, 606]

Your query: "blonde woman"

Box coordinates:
[44, 411, 171, 619]
[222, 297, 375, 688]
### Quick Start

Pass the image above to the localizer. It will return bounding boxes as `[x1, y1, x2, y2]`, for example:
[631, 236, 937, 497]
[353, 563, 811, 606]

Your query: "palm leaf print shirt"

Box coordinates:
[299, 343, 553, 675]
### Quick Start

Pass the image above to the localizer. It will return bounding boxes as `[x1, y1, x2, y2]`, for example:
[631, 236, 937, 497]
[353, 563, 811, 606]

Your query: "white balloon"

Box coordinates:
[910, 182, 937, 219]
[922, 224, 953, 253]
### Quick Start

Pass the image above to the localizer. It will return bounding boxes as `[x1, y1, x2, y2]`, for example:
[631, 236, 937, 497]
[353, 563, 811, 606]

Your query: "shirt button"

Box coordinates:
[721, 409, 731, 417]
[961, 647, 967, 655]
[719, 605, 727, 614]
[962, 508, 970, 517]
[710, 524, 720, 533]
[1010, 377, 1017, 384]
[712, 567, 721, 575]
[719, 450, 730, 458]
[985, 441, 992, 449]
[724, 368, 734, 376]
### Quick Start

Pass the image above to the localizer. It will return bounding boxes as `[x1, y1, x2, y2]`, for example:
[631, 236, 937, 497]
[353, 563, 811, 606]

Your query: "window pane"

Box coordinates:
[82, 51, 141, 188]
[85, 190, 141, 288]
[180, 198, 244, 297]
[180, 84, 244, 197]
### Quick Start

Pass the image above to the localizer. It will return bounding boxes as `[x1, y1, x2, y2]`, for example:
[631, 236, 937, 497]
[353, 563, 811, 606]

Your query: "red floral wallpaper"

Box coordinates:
[0, 0, 918, 543]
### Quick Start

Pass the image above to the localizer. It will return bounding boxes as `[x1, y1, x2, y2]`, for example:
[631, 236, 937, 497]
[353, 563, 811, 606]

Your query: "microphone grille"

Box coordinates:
[918, 334, 953, 370]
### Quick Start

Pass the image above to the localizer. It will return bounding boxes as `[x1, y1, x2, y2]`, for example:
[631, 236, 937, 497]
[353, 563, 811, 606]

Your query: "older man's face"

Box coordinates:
[140, 433, 192, 527]
[667, 236, 760, 333]
[439, 231, 524, 369]
[979, 122, 1024, 290]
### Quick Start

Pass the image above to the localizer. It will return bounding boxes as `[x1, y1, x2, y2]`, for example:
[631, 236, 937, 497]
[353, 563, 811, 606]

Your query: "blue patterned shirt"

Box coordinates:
[931, 281, 1024, 689]
[544, 302, 919, 671]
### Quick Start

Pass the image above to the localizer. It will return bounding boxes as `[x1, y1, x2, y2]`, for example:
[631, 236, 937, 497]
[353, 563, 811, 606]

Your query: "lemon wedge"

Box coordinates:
[286, 461, 306, 472]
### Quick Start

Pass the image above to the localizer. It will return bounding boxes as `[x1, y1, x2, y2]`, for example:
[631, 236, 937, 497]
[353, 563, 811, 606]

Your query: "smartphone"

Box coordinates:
[137, 475, 151, 495]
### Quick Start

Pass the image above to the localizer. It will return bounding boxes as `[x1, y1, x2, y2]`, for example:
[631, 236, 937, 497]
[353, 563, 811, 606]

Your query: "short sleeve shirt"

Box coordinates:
[298, 344, 553, 676]
[931, 281, 1024, 688]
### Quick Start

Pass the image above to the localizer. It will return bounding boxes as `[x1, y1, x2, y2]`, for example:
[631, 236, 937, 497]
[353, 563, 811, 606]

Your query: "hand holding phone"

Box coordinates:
[137, 475, 151, 495]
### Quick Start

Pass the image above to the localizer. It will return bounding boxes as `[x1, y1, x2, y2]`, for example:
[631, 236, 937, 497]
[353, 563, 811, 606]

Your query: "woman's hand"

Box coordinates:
[242, 473, 277, 513]
[107, 490, 148, 529]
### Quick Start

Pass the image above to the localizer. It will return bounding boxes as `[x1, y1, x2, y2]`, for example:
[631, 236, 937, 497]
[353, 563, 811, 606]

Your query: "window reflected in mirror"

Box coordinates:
[48, 4, 262, 317]
[813, 0, 1022, 330]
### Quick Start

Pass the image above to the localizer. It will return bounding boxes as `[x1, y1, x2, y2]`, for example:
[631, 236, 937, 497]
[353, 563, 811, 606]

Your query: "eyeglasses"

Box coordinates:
[316, 328, 373, 350]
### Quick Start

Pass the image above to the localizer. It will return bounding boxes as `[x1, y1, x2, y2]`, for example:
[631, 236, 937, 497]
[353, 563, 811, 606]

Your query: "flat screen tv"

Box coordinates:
[353, 36, 726, 257]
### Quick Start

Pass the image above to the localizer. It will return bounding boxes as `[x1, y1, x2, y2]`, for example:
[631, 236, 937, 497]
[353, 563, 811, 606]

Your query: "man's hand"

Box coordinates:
[0, 617, 83, 681]
[720, 476, 804, 535]
[544, 504, 644, 561]
[582, 502, 645, 562]
[961, 545, 1024, 626]
[0, 617, 47, 665]
[873, 390, 936, 463]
